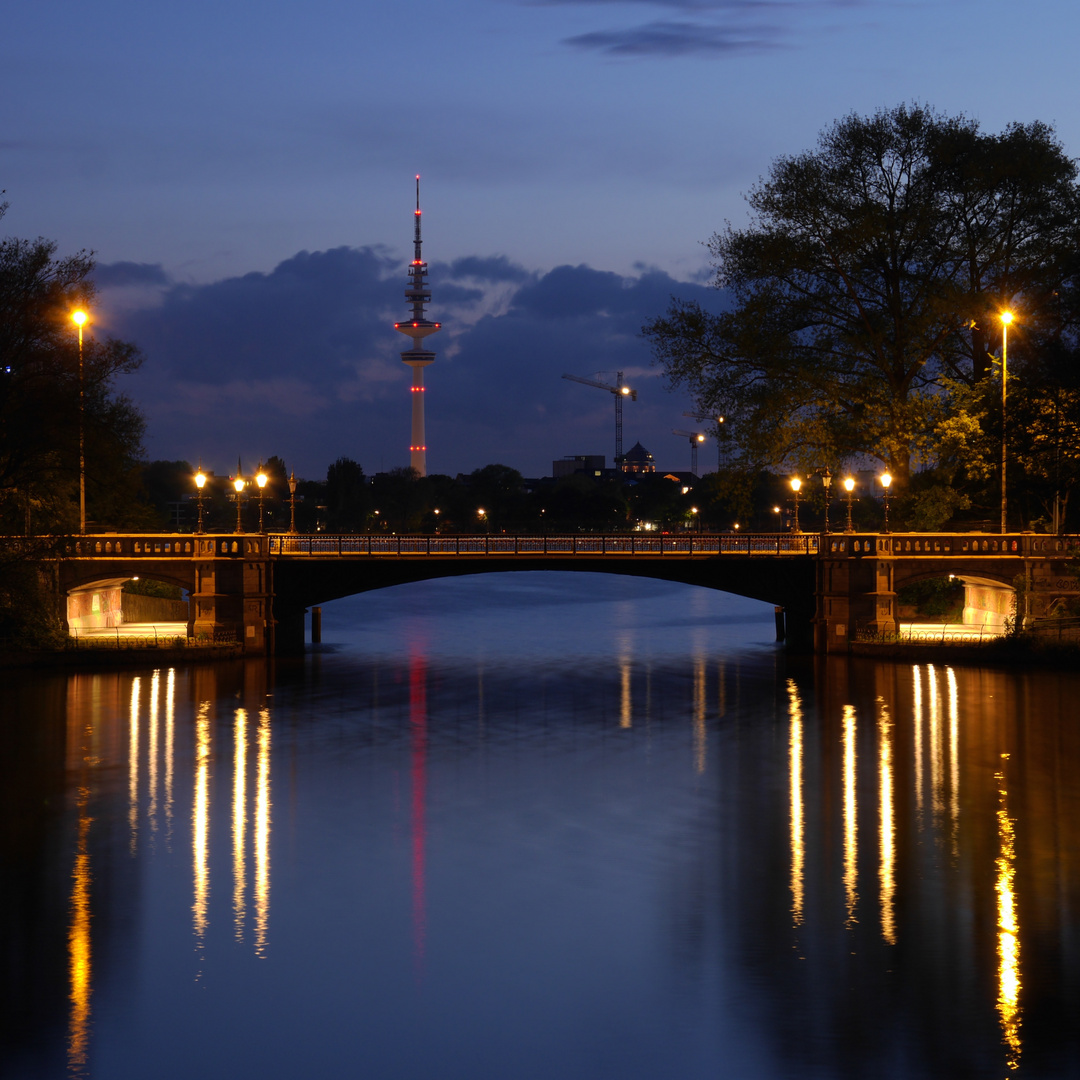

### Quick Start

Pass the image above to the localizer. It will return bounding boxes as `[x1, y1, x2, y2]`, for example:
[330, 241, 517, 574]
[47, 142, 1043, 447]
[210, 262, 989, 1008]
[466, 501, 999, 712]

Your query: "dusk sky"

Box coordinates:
[4, 0, 1079, 480]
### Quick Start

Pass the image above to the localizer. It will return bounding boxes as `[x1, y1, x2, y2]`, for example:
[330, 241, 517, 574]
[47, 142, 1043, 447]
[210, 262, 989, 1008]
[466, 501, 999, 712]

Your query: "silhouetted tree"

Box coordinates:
[0, 200, 148, 534]
[325, 457, 369, 531]
[645, 105, 1080, 525]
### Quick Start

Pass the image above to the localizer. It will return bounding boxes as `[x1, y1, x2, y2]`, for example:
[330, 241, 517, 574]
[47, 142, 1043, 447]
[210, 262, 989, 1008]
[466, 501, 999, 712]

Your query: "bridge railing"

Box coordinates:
[266, 533, 821, 557]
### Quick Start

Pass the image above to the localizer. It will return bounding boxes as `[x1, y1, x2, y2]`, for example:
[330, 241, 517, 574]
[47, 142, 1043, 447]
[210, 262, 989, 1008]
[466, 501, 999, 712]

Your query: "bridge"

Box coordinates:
[49, 530, 1080, 654]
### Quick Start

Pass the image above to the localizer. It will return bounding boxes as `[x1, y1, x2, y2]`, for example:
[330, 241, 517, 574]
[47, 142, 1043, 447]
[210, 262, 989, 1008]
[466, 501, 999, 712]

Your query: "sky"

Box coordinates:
[4, 0, 1080, 481]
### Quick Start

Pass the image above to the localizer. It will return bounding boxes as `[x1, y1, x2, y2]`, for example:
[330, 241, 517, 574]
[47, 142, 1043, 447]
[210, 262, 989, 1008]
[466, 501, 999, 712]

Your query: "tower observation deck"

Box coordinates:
[394, 176, 441, 477]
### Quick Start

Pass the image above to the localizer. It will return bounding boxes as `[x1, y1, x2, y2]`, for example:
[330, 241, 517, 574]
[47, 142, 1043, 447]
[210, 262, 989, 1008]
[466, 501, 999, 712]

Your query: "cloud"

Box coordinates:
[441, 255, 534, 284]
[93, 261, 170, 287]
[111, 246, 729, 479]
[563, 19, 782, 55]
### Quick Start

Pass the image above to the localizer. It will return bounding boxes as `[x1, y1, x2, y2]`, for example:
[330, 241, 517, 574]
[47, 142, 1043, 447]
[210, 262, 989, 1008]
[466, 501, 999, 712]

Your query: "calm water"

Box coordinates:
[3, 572, 1080, 1079]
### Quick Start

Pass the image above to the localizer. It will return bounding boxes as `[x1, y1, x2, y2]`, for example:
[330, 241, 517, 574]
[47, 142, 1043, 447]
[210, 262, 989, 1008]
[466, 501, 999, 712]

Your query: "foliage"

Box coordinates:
[896, 576, 964, 618]
[644, 105, 1080, 496]
[325, 457, 370, 531]
[123, 578, 183, 600]
[0, 201, 148, 533]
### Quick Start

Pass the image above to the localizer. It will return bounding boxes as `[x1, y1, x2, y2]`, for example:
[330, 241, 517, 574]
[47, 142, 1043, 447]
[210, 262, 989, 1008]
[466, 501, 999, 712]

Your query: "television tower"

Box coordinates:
[394, 176, 441, 477]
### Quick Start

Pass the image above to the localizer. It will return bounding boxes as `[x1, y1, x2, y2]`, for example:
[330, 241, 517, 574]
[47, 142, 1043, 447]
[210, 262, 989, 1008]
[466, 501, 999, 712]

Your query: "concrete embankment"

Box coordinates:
[0, 643, 243, 669]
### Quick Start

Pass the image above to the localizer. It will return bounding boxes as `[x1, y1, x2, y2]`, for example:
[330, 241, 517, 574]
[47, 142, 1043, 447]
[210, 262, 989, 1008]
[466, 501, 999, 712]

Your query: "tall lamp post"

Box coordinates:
[790, 477, 802, 533]
[72, 309, 88, 533]
[820, 467, 832, 533]
[255, 464, 268, 533]
[232, 471, 246, 533]
[880, 472, 893, 533]
[843, 477, 856, 533]
[194, 468, 208, 533]
[1000, 310, 1013, 534]
[288, 471, 298, 534]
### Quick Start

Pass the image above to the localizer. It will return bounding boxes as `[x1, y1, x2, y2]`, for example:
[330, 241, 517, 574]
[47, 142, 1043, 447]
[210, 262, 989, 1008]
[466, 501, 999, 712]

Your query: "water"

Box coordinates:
[2, 572, 1080, 1079]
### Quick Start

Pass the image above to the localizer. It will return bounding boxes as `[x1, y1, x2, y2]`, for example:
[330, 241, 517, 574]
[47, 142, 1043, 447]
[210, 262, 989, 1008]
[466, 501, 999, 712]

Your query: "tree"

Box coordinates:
[644, 106, 1080, 500]
[0, 201, 147, 534]
[325, 457, 369, 531]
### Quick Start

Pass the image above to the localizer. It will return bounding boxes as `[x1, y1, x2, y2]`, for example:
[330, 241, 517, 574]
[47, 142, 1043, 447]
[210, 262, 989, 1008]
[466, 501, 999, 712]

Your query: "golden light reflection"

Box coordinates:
[193, 702, 211, 948]
[947, 666, 960, 854]
[996, 755, 1022, 1071]
[67, 788, 93, 1075]
[148, 670, 160, 836]
[233, 708, 248, 942]
[928, 663, 944, 819]
[913, 666, 924, 816]
[165, 668, 175, 841]
[877, 698, 896, 945]
[620, 658, 632, 729]
[842, 704, 858, 928]
[693, 656, 706, 774]
[787, 679, 804, 928]
[254, 707, 272, 957]
[129, 677, 140, 853]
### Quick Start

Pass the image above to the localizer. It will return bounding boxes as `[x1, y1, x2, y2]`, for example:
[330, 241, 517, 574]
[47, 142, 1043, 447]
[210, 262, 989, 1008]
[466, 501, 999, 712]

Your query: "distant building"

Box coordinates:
[621, 442, 655, 474]
[553, 454, 606, 479]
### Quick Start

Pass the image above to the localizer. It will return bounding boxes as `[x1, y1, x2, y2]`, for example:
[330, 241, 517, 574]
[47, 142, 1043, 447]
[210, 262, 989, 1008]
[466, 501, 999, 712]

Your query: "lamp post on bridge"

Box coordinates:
[255, 463, 269, 533]
[879, 472, 893, 533]
[194, 468, 208, 533]
[288, 471, 298, 534]
[843, 477, 856, 533]
[790, 477, 802, 533]
[232, 470, 246, 533]
[818, 467, 832, 533]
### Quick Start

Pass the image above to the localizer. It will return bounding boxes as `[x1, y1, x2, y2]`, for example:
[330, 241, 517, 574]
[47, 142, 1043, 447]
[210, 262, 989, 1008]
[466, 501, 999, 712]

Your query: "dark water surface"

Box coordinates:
[3, 572, 1080, 1079]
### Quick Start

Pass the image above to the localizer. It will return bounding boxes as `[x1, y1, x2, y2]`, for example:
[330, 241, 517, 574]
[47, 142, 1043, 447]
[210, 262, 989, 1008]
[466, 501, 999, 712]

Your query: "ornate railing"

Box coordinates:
[265, 533, 821, 557]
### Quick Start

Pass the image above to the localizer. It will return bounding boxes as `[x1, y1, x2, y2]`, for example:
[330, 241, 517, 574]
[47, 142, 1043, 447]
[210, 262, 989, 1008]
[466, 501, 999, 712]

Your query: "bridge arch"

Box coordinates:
[60, 564, 195, 635]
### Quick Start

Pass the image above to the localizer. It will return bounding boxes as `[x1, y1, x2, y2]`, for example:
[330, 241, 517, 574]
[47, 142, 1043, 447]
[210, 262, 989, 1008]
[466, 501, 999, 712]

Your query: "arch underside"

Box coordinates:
[271, 556, 817, 616]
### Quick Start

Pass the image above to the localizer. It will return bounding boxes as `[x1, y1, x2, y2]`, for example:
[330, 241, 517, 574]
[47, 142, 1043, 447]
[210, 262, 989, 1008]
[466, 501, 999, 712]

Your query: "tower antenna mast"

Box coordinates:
[394, 175, 441, 477]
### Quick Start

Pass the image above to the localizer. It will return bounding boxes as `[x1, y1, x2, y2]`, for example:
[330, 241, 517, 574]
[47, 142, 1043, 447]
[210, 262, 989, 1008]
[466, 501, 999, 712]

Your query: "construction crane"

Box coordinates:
[683, 411, 725, 471]
[672, 429, 707, 475]
[562, 371, 637, 466]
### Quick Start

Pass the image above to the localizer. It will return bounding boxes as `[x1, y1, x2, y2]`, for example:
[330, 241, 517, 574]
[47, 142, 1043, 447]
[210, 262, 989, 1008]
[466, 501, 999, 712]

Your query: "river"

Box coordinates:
[2, 571, 1078, 1079]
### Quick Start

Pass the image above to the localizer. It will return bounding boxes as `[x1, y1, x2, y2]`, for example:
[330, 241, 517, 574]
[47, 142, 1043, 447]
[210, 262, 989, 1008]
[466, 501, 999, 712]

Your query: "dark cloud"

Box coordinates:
[441, 255, 534, 283]
[93, 261, 170, 287]
[111, 247, 729, 479]
[563, 19, 782, 55]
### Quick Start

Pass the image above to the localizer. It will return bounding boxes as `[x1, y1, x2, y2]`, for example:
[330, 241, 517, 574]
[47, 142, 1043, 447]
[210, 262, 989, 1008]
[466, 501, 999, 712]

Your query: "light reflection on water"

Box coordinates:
[2, 574, 1080, 1079]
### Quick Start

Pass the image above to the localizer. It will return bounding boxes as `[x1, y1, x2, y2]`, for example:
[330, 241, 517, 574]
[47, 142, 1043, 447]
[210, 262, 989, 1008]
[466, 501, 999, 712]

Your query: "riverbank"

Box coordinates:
[851, 634, 1080, 668]
[0, 642, 244, 669]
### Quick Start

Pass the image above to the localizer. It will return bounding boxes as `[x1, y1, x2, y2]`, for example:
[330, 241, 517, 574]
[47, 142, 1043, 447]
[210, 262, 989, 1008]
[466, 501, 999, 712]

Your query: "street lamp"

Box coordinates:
[690, 506, 699, 532]
[880, 472, 893, 533]
[820, 467, 832, 533]
[232, 471, 246, 533]
[72, 309, 88, 533]
[255, 464, 269, 533]
[790, 477, 802, 533]
[194, 467, 208, 533]
[1000, 310, 1013, 534]
[288, 471, 298, 534]
[843, 477, 856, 533]
[478, 507, 489, 533]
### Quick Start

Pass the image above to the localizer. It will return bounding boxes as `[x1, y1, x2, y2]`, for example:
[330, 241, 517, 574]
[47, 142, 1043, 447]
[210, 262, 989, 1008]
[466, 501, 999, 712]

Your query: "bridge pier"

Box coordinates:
[815, 536, 897, 652]
[191, 536, 271, 653]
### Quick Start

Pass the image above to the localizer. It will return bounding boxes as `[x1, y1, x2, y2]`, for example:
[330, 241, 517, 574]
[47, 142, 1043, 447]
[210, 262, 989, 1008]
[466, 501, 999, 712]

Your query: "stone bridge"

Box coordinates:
[49, 531, 1080, 654]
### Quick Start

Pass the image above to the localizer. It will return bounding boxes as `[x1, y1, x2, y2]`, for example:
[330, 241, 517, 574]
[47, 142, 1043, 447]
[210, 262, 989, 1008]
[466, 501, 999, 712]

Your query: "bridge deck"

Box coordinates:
[265, 533, 819, 557]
